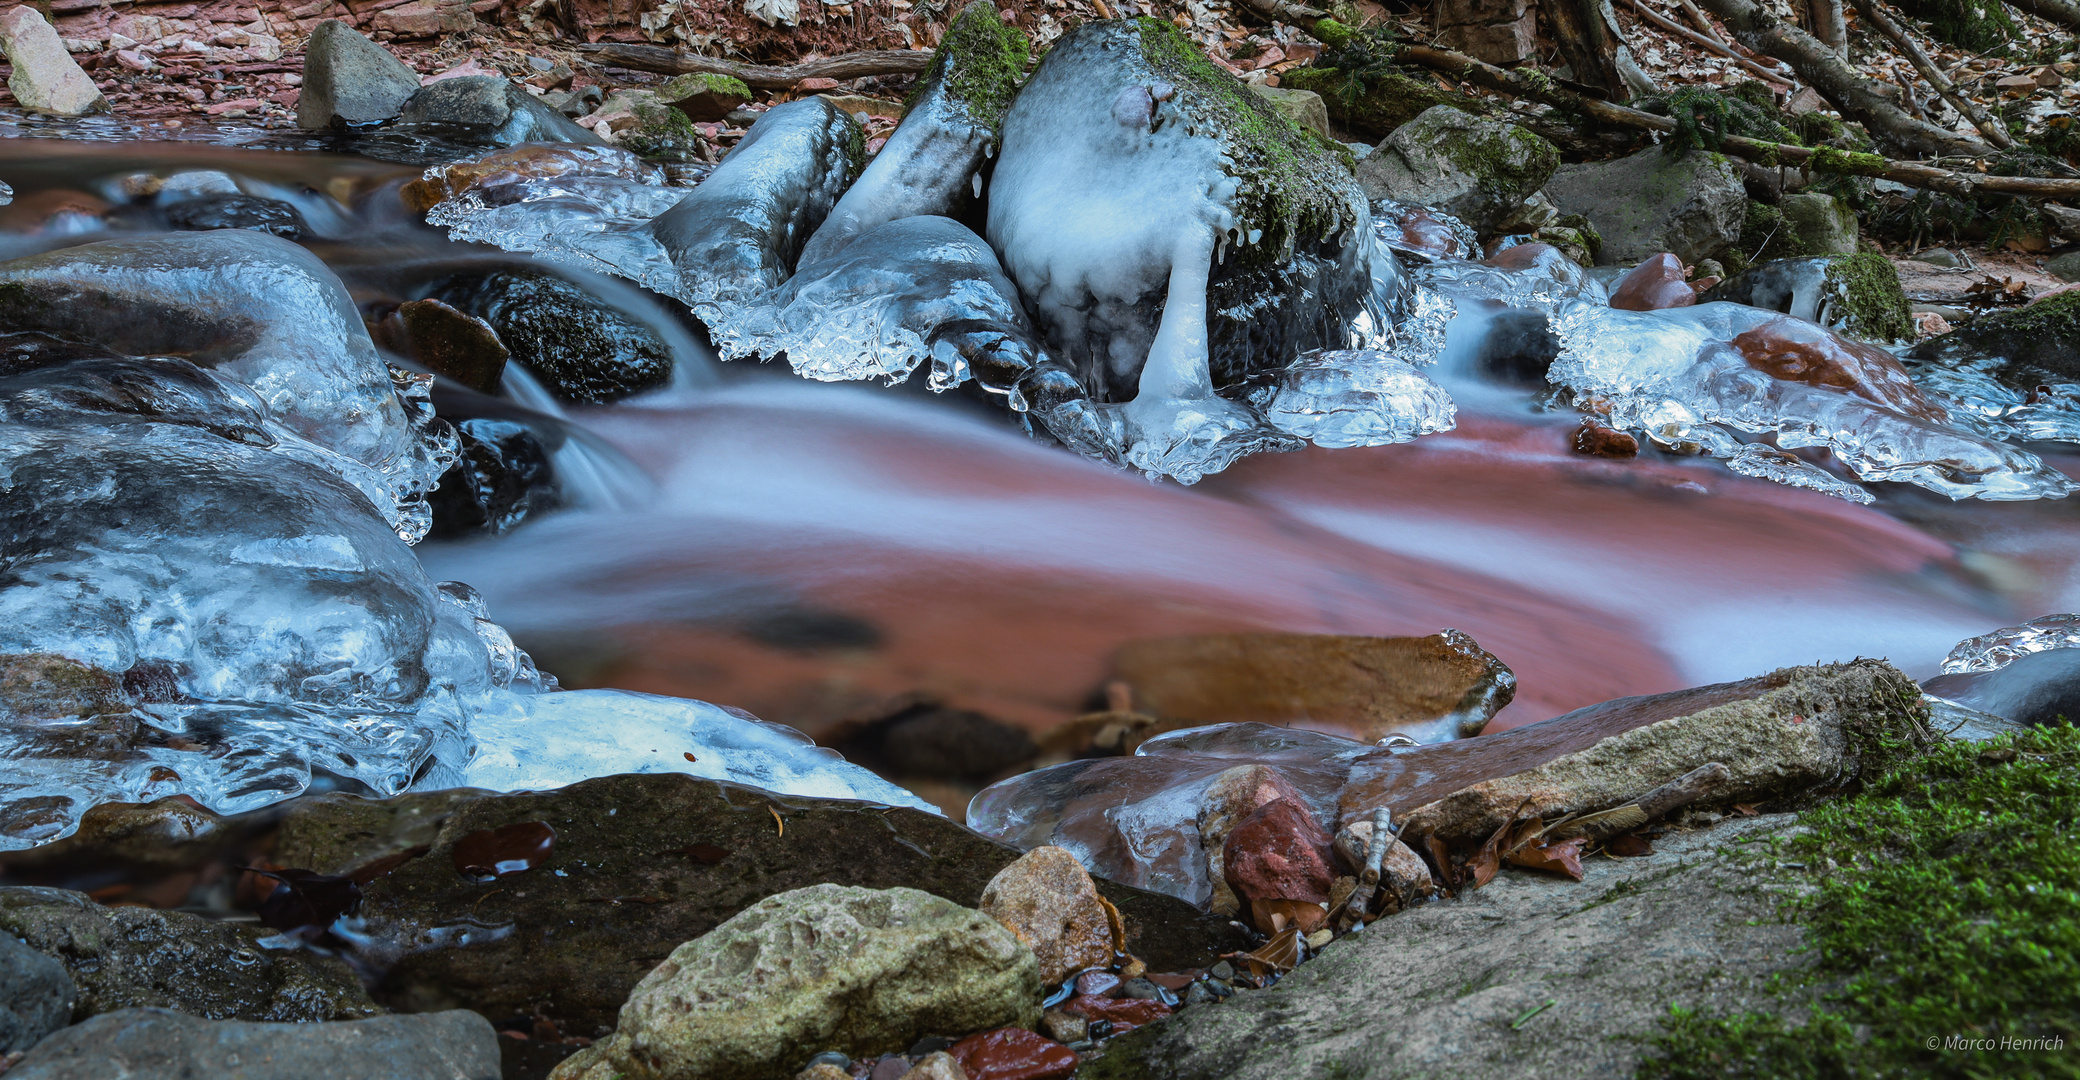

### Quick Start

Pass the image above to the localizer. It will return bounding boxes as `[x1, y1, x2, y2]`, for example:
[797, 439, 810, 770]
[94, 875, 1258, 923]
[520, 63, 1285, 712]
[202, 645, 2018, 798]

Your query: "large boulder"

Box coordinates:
[1907, 290, 2080, 385]
[392, 76, 604, 148]
[5, 1007, 499, 1080]
[1543, 146, 1744, 265]
[1279, 65, 1492, 140]
[550, 885, 1042, 1080]
[295, 20, 422, 129]
[1778, 191, 1859, 255]
[1082, 816, 1811, 1080]
[0, 888, 381, 1023]
[0, 7, 107, 117]
[1356, 105, 1559, 235]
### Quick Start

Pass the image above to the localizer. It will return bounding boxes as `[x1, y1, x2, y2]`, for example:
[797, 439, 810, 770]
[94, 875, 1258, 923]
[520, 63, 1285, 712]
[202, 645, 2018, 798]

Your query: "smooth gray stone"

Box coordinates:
[5, 1007, 499, 1080]
[0, 933, 73, 1054]
[296, 20, 421, 129]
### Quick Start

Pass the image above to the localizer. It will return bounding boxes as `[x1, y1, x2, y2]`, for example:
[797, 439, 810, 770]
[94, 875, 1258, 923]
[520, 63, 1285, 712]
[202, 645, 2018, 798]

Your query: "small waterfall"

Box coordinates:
[498, 364, 658, 512]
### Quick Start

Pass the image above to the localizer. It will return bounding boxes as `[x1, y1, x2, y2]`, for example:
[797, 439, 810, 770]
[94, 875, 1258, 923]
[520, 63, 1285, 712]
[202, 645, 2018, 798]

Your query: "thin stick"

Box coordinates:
[1622, 0, 1794, 86]
[1852, 0, 2013, 148]
[1672, 0, 1731, 43]
[579, 44, 933, 88]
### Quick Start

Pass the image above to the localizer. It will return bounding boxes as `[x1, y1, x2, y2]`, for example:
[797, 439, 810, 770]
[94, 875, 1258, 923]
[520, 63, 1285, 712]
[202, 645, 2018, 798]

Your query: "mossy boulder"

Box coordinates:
[655, 71, 750, 123]
[906, 0, 1028, 130]
[549, 885, 1041, 1080]
[1907, 290, 2080, 384]
[1778, 191, 1858, 256]
[1543, 145, 1745, 265]
[1280, 64, 1492, 139]
[1355, 104, 1559, 235]
[1700, 253, 1912, 345]
[1246, 84, 1330, 140]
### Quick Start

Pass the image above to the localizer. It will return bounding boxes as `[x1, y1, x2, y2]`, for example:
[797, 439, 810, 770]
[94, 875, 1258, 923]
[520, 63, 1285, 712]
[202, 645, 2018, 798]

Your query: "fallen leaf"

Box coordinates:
[1250, 897, 1328, 935]
[1423, 834, 1461, 892]
[1604, 833, 1654, 857]
[1731, 803, 1760, 817]
[1504, 837, 1588, 880]
[1466, 800, 1530, 891]
[1223, 926, 1302, 979]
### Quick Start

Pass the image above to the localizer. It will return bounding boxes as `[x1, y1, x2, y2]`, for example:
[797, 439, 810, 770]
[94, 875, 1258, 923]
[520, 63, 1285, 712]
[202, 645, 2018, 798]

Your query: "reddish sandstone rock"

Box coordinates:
[1196, 765, 1307, 916]
[1608, 253, 1697, 312]
[1222, 798, 1335, 907]
[977, 846, 1115, 986]
[948, 1027, 1077, 1080]
[1571, 419, 1639, 459]
[1730, 316, 1947, 421]
[1062, 994, 1171, 1033]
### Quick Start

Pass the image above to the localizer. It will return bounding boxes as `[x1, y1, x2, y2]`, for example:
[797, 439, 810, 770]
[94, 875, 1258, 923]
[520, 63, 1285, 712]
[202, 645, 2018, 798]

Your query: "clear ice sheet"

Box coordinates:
[966, 722, 1370, 907]
[1940, 613, 2080, 674]
[1548, 301, 2077, 502]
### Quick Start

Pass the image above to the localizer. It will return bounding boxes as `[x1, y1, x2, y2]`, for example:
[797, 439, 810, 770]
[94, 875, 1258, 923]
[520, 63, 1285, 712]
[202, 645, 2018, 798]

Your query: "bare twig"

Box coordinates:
[1671, 0, 1730, 44]
[1852, 0, 2013, 149]
[1397, 44, 2080, 197]
[1620, 0, 1792, 86]
[578, 44, 932, 88]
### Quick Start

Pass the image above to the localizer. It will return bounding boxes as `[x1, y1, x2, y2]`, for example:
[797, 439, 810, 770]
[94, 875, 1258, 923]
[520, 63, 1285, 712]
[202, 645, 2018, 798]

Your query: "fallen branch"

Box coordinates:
[2004, 0, 2080, 33]
[1552, 762, 1733, 841]
[577, 44, 932, 88]
[1672, 0, 1730, 44]
[1689, 0, 1991, 157]
[1620, 0, 1792, 86]
[1852, 0, 2012, 149]
[1397, 43, 2080, 198]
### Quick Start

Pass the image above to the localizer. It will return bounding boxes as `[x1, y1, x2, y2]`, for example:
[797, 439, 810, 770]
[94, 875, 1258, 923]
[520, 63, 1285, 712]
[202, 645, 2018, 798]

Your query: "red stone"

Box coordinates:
[1222, 797, 1335, 906]
[1608, 253, 1697, 312]
[948, 1027, 1078, 1080]
[798, 76, 841, 91]
[1730, 316, 1946, 420]
[1571, 419, 1639, 459]
[1062, 994, 1172, 1033]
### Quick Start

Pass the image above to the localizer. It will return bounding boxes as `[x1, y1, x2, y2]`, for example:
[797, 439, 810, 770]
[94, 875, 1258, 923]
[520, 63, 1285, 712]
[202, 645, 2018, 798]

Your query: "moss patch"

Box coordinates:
[1133, 18, 1362, 271]
[907, 0, 1030, 129]
[1639, 722, 2080, 1079]
[1810, 146, 1890, 178]
[1892, 0, 2018, 54]
[1281, 64, 1491, 139]
[1823, 251, 1914, 344]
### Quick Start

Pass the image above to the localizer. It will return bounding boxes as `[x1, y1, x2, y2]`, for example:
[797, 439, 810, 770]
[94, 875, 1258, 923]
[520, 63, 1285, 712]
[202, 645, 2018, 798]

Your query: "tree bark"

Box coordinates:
[1852, 0, 2011, 148]
[1539, 0, 1628, 98]
[578, 44, 932, 87]
[1397, 43, 2080, 197]
[1688, 0, 1991, 156]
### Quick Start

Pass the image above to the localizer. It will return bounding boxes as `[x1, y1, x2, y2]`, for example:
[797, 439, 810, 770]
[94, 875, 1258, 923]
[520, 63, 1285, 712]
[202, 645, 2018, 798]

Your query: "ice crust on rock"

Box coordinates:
[1548, 300, 2076, 502]
[1940, 613, 2080, 675]
[462, 689, 940, 811]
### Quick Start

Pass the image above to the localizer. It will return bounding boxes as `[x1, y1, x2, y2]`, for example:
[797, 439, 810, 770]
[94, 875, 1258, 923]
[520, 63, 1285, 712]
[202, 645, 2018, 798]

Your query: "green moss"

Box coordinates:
[1310, 16, 1354, 48]
[1892, 0, 2018, 54]
[1133, 18, 1362, 270]
[1646, 85, 1800, 156]
[907, 0, 1031, 129]
[1640, 722, 2080, 1079]
[616, 96, 704, 163]
[1810, 146, 1889, 178]
[1823, 251, 1914, 344]
[657, 71, 751, 103]
[1973, 289, 2080, 342]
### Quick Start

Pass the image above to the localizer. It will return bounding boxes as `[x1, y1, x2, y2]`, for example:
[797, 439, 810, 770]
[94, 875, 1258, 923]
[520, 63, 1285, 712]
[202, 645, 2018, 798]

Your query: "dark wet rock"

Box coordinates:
[0, 654, 127, 722]
[0, 887, 381, 1022]
[1544, 147, 1744, 265]
[384, 298, 510, 393]
[1572, 418, 1640, 458]
[1923, 648, 2080, 729]
[426, 418, 559, 539]
[1080, 816, 1808, 1080]
[5, 1006, 499, 1080]
[0, 932, 73, 1054]
[832, 703, 1038, 785]
[274, 789, 488, 877]
[326, 774, 1241, 1034]
[430, 269, 673, 403]
[161, 193, 311, 240]
[551, 885, 1038, 1080]
[1906, 290, 2080, 384]
[1354, 106, 1559, 235]
[1470, 307, 1561, 386]
[1703, 253, 1914, 344]
[297, 20, 423, 129]
[392, 76, 604, 149]
[1111, 631, 1516, 744]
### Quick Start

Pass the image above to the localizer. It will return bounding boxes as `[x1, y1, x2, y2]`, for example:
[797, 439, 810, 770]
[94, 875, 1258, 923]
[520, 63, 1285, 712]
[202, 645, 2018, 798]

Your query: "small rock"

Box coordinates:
[0, 934, 72, 1054]
[1545, 146, 1744, 265]
[390, 298, 510, 392]
[1118, 977, 1168, 1002]
[2045, 249, 2080, 283]
[797, 1066, 854, 1080]
[1777, 192, 1859, 256]
[1915, 247, 1962, 268]
[1196, 765, 1306, 917]
[1608, 253, 1698, 311]
[3, 1007, 498, 1080]
[978, 846, 1115, 986]
[1041, 1008, 1089, 1044]
[1246, 85, 1330, 140]
[296, 20, 420, 129]
[0, 7, 108, 117]
[549, 885, 1040, 1080]
[1073, 970, 1121, 997]
[1355, 106, 1560, 235]
[1223, 798, 1336, 907]
[947, 1027, 1077, 1080]
[163, 194, 310, 240]
[1571, 418, 1641, 459]
[900, 1050, 968, 1080]
[1914, 310, 1953, 337]
[658, 71, 753, 123]
[393, 76, 602, 148]
[1062, 994, 1171, 1034]
[872, 1054, 913, 1080]
[428, 268, 673, 403]
[1995, 73, 2040, 94]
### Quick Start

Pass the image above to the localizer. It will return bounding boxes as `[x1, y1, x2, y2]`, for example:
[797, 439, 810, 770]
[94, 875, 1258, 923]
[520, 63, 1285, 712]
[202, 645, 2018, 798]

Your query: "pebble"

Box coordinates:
[1118, 978, 1170, 1003]
[899, 1050, 968, 1080]
[796, 1066, 852, 1080]
[1040, 1009, 1088, 1044]
[947, 1027, 1077, 1080]
[1062, 994, 1172, 1034]
[872, 1054, 912, 1080]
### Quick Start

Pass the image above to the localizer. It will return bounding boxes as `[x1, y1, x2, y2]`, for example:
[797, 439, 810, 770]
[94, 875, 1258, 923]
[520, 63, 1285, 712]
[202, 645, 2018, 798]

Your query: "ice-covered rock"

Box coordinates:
[1923, 647, 2080, 731]
[1701, 253, 1913, 344]
[1905, 292, 2080, 444]
[1548, 300, 2076, 501]
[987, 19, 1419, 482]
[0, 232, 454, 540]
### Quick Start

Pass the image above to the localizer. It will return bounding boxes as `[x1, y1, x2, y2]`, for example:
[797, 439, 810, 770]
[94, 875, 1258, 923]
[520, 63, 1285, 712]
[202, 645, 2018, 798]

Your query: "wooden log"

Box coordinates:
[579, 43, 932, 88]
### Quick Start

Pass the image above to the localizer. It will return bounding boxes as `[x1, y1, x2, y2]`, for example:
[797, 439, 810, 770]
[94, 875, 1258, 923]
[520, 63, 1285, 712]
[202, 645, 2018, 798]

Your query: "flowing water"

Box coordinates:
[3, 124, 2077, 844]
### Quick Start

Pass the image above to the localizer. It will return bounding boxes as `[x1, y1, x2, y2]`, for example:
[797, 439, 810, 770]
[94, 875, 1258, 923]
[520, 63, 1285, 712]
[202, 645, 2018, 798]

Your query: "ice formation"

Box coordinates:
[1921, 614, 2080, 734]
[1548, 301, 2076, 502]
[1939, 613, 2080, 674]
[0, 231, 456, 540]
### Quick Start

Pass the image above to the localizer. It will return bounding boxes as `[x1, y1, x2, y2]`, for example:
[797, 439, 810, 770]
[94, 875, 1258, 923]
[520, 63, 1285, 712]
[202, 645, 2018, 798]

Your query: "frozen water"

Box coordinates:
[967, 722, 1367, 907]
[459, 689, 940, 811]
[1940, 613, 2080, 674]
[1905, 357, 2080, 445]
[0, 231, 456, 541]
[426, 162, 692, 302]
[1247, 347, 1458, 449]
[1416, 242, 1609, 314]
[1549, 301, 2076, 501]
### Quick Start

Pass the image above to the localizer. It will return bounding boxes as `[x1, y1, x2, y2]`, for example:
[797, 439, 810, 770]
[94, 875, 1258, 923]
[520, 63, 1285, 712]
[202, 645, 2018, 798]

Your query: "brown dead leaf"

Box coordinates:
[1224, 926, 1303, 979]
[1097, 894, 1127, 956]
[1504, 837, 1588, 880]
[1551, 802, 1648, 839]
[1250, 898, 1328, 936]
[1731, 803, 1760, 817]
[1604, 833, 1654, 858]
[1465, 809, 1518, 891]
